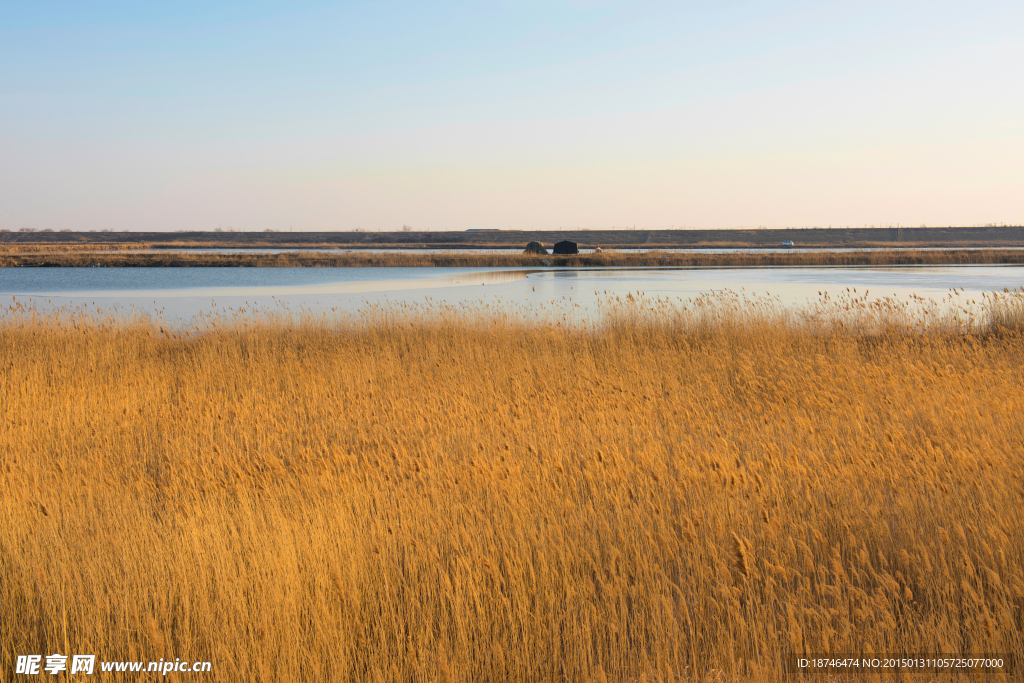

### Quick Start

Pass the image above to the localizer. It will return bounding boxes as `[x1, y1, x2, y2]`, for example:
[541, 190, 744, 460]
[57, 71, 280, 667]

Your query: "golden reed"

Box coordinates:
[1, 294, 1022, 681]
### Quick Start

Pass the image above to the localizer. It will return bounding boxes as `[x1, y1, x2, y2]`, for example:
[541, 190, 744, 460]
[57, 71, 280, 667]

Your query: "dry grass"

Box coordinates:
[3, 247, 1024, 269]
[1, 294, 1023, 682]
[0, 243, 154, 254]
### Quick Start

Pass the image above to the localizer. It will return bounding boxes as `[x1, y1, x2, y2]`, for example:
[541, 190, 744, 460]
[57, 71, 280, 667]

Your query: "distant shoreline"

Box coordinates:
[3, 248, 1024, 268]
[2, 225, 1024, 251]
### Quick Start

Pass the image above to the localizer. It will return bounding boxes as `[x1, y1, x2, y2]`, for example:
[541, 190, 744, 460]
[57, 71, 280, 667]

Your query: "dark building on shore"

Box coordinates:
[552, 240, 579, 255]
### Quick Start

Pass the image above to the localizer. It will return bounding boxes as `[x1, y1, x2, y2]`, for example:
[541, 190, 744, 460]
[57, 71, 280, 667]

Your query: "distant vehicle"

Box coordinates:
[781, 240, 795, 247]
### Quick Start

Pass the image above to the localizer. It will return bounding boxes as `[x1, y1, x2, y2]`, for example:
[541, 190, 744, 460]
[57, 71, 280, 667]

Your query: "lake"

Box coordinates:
[59, 246, 1024, 255]
[1, 265, 1021, 325]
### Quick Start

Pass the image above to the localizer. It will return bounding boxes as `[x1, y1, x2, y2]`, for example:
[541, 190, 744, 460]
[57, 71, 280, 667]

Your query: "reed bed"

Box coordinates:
[0, 243, 154, 255]
[3, 248, 1024, 269]
[1, 293, 1023, 682]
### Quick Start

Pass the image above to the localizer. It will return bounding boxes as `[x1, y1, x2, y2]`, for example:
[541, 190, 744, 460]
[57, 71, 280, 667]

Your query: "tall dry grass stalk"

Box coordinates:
[1, 295, 1022, 682]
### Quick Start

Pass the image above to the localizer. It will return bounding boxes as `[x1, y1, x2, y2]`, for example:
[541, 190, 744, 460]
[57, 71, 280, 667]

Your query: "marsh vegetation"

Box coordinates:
[4, 247, 1024, 269]
[1, 293, 1022, 681]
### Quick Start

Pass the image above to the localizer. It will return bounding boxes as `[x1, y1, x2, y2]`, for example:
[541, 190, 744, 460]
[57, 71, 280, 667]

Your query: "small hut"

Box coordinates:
[523, 241, 549, 255]
[553, 240, 579, 255]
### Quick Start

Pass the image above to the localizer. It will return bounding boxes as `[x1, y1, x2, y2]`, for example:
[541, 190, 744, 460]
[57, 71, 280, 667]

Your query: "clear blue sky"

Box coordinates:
[2, 1, 1022, 231]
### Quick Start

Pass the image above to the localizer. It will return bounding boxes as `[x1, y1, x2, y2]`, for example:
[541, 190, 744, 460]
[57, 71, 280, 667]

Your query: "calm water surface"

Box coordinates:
[82, 246, 1024, 255]
[1, 265, 1021, 324]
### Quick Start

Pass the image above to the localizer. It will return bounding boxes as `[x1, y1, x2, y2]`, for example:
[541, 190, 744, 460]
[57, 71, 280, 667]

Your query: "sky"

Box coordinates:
[1, 1, 1022, 232]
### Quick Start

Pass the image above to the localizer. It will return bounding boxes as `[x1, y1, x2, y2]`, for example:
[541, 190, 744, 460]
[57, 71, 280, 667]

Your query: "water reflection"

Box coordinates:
[0, 265, 1021, 326]
[37, 246, 1024, 256]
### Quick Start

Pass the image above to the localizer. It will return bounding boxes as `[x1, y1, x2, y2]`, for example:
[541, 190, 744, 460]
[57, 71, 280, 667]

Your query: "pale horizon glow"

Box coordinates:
[2, 1, 1022, 232]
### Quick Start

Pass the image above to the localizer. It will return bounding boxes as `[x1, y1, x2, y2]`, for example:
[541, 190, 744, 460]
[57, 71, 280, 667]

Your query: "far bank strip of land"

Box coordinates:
[3, 249, 1024, 268]
[3, 225, 1024, 250]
